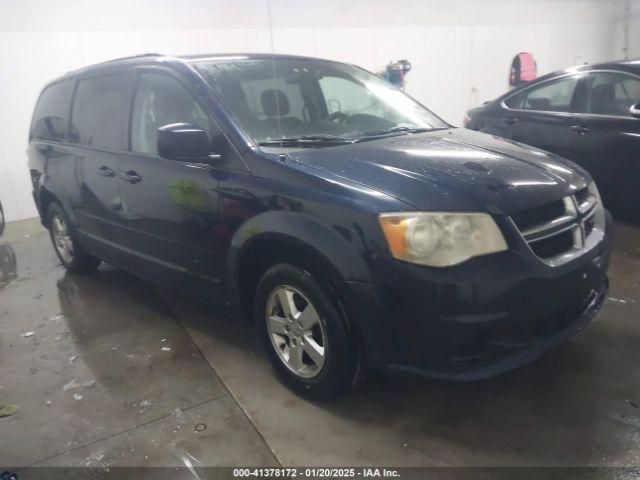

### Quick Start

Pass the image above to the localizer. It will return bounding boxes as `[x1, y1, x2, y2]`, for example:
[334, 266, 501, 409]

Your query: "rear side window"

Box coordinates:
[505, 75, 579, 112]
[70, 74, 130, 150]
[578, 72, 640, 116]
[31, 80, 74, 141]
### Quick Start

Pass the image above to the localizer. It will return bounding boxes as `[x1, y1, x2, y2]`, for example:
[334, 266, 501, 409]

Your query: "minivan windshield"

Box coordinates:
[192, 58, 448, 147]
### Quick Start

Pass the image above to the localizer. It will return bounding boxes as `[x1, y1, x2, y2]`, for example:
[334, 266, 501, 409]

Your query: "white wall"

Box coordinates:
[0, 0, 629, 221]
[627, 0, 640, 58]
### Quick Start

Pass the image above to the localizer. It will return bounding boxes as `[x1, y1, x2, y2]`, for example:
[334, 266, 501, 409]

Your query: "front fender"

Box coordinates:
[226, 209, 394, 369]
[226, 210, 374, 300]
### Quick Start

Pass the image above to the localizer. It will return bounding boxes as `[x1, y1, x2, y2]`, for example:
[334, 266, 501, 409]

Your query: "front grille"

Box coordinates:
[584, 215, 595, 237]
[511, 199, 566, 232]
[529, 230, 575, 259]
[510, 187, 602, 266]
[574, 187, 590, 206]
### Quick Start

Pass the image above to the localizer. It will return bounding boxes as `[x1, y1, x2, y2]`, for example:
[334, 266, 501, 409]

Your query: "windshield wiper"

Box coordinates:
[355, 126, 448, 142]
[258, 135, 355, 147]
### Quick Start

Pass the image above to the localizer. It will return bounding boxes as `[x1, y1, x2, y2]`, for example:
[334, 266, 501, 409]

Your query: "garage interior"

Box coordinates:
[1, 0, 640, 475]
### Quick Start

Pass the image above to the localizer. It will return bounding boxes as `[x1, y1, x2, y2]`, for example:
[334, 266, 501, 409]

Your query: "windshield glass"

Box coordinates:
[192, 58, 448, 146]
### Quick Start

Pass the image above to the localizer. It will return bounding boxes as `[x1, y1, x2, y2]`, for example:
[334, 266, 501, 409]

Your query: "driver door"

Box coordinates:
[120, 69, 225, 294]
[500, 74, 581, 159]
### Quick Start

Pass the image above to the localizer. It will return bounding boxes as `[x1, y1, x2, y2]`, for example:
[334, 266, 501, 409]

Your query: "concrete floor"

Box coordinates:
[1, 218, 639, 472]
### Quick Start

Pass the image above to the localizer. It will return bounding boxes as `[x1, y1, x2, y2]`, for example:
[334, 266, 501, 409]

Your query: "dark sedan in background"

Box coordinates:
[465, 60, 640, 220]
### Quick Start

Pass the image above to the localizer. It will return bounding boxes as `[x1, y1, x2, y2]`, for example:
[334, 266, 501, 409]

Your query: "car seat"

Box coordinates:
[260, 89, 304, 136]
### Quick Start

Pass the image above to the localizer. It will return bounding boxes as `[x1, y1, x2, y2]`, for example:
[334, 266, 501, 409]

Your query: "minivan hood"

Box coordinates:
[286, 128, 590, 215]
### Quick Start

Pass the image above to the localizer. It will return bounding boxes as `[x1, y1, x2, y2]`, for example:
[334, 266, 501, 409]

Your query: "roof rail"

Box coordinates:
[93, 53, 163, 66]
[63, 53, 164, 76]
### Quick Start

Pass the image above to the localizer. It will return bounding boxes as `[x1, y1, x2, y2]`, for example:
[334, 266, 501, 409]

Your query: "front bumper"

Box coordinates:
[386, 274, 608, 380]
[347, 211, 613, 381]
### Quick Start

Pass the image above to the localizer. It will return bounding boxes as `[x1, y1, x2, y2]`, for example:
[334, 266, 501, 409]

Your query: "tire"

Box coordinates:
[0, 201, 5, 235]
[47, 203, 101, 273]
[255, 263, 362, 399]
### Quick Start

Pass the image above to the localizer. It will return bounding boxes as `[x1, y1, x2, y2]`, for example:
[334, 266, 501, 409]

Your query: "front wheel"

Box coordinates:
[255, 263, 362, 399]
[47, 203, 101, 273]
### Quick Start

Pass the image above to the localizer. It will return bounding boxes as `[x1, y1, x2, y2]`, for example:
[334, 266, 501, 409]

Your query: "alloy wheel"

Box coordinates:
[52, 215, 74, 264]
[265, 285, 327, 379]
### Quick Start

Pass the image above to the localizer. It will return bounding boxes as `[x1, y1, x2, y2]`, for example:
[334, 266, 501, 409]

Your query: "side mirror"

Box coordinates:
[630, 103, 640, 119]
[157, 123, 220, 163]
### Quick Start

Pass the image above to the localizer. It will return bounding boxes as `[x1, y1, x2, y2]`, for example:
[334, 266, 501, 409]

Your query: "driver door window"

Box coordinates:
[131, 72, 212, 155]
[507, 75, 579, 112]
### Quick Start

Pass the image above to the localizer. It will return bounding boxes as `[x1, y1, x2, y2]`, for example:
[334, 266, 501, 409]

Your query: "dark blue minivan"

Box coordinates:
[28, 54, 612, 397]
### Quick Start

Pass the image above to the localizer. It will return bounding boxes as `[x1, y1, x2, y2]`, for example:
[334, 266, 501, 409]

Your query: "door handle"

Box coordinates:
[571, 125, 591, 135]
[502, 117, 518, 125]
[36, 144, 53, 154]
[120, 171, 142, 184]
[98, 165, 116, 178]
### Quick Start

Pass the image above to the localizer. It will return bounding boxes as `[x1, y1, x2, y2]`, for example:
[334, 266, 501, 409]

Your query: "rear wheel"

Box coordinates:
[255, 263, 362, 399]
[47, 203, 101, 273]
[0, 202, 5, 235]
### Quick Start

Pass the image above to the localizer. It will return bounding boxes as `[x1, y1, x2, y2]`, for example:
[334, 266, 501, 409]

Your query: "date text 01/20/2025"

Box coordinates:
[232, 468, 401, 477]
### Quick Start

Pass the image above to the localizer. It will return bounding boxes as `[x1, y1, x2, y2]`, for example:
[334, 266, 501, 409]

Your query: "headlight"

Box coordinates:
[379, 212, 508, 267]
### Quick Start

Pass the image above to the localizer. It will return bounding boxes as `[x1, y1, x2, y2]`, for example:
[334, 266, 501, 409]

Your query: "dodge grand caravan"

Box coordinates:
[28, 54, 612, 398]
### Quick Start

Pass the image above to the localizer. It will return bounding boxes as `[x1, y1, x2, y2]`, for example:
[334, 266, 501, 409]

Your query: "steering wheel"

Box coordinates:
[327, 111, 350, 123]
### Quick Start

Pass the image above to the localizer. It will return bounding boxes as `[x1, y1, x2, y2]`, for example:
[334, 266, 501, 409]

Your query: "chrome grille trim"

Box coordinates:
[510, 188, 605, 267]
[578, 196, 596, 214]
[525, 221, 578, 244]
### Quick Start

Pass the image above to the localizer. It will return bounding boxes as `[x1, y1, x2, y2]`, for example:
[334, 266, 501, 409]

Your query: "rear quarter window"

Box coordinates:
[70, 73, 131, 150]
[31, 79, 74, 142]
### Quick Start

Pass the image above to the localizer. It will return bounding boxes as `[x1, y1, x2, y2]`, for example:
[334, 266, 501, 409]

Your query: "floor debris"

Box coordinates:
[608, 297, 628, 304]
[63, 379, 81, 391]
[81, 380, 96, 388]
[21, 331, 34, 338]
[73, 393, 83, 401]
[0, 404, 20, 418]
[161, 346, 172, 352]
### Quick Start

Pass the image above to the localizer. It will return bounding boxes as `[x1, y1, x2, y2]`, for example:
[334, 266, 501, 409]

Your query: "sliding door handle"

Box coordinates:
[120, 171, 142, 184]
[98, 165, 116, 178]
[571, 125, 590, 135]
[502, 117, 518, 125]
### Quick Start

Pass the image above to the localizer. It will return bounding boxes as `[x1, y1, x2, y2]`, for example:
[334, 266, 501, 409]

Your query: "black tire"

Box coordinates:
[47, 203, 101, 273]
[0, 201, 5, 235]
[255, 263, 362, 399]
